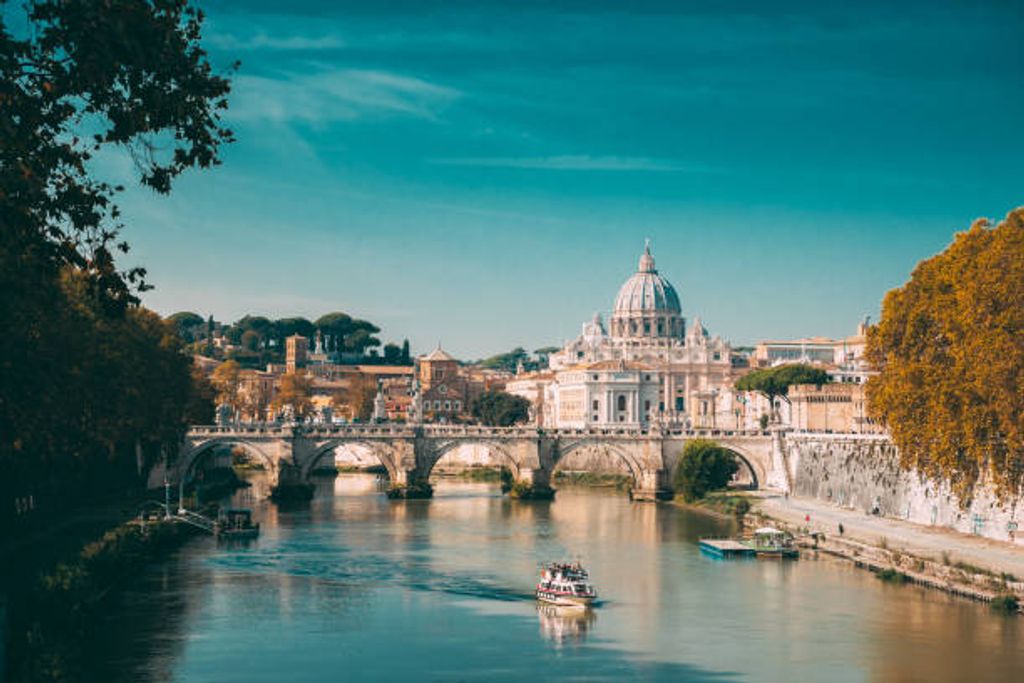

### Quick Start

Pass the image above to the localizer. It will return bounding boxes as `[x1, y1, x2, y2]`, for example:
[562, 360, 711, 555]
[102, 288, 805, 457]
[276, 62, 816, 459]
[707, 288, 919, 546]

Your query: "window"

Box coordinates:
[657, 321, 664, 335]
[433, 401, 441, 409]
[592, 400, 599, 410]
[675, 397, 685, 412]
[644, 374, 651, 381]
[617, 395, 627, 411]
[436, 368, 444, 380]
[659, 401, 665, 411]
[592, 415, 599, 421]
[592, 374, 598, 381]
[643, 322, 650, 334]
[713, 352, 721, 361]
[444, 400, 451, 410]
[644, 400, 651, 412]
[454, 401, 461, 411]
[619, 416, 625, 422]
[577, 351, 584, 359]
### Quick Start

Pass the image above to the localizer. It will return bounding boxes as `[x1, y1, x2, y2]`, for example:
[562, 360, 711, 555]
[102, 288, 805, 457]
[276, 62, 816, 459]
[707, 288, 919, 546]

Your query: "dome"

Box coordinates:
[613, 243, 681, 315]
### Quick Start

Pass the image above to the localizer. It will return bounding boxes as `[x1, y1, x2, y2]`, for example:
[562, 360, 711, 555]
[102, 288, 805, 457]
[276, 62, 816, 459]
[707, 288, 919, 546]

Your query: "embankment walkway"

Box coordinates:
[754, 492, 1024, 579]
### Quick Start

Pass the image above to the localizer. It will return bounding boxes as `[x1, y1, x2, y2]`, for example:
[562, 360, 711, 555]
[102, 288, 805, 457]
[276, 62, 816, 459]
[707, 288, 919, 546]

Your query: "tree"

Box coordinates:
[401, 339, 412, 365]
[533, 346, 561, 369]
[210, 360, 241, 409]
[471, 391, 531, 426]
[314, 312, 382, 356]
[240, 329, 261, 352]
[479, 347, 531, 373]
[166, 312, 204, 342]
[184, 365, 217, 424]
[673, 440, 739, 502]
[735, 364, 830, 418]
[867, 211, 1024, 499]
[273, 371, 314, 420]
[0, 0, 234, 531]
[382, 343, 403, 365]
[1, 0, 235, 310]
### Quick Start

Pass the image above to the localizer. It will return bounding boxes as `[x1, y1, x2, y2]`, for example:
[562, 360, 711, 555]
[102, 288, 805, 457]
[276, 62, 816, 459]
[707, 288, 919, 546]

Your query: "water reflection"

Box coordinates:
[73, 474, 1024, 681]
[537, 604, 597, 647]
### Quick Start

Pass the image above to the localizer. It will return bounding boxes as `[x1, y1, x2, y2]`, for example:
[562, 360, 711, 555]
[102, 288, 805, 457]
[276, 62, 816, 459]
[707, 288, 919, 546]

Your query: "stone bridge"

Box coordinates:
[170, 423, 790, 501]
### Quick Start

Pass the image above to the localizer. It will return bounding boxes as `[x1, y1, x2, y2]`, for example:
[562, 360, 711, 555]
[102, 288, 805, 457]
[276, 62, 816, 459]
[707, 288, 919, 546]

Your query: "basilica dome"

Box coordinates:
[610, 244, 685, 340]
[613, 244, 681, 314]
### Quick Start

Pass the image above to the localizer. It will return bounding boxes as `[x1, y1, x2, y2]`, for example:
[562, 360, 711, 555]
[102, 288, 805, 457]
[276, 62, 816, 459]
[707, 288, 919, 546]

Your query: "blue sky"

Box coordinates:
[113, 0, 1023, 358]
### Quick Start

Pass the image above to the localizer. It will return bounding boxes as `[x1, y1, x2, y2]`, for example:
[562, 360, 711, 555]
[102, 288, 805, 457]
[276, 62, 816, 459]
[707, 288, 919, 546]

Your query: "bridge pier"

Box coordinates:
[630, 468, 673, 502]
[508, 466, 556, 500]
[386, 466, 434, 499]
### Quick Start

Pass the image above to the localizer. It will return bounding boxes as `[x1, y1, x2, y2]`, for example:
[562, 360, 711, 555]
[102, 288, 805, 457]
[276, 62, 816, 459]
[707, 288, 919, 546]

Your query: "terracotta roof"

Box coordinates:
[422, 345, 457, 362]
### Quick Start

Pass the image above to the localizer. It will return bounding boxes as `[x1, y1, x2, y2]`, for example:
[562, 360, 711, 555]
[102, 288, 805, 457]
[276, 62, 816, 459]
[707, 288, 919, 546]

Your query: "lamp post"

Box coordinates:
[164, 478, 171, 519]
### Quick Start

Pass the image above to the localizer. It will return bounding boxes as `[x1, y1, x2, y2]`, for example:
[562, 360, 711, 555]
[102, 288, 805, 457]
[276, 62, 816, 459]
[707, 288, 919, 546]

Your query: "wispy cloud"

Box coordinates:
[228, 68, 460, 124]
[429, 155, 720, 172]
[207, 29, 344, 52]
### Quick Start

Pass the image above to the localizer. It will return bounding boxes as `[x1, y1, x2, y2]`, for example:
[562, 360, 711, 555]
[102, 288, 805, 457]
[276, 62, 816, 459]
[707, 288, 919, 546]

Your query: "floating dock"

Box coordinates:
[698, 539, 756, 558]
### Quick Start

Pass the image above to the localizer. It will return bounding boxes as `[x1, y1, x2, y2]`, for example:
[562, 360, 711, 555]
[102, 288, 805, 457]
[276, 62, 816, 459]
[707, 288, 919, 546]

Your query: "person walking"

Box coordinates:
[838, 523, 845, 536]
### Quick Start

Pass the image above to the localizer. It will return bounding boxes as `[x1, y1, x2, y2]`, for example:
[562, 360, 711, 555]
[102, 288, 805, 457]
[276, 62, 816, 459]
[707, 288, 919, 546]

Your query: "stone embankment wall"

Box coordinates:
[786, 433, 1024, 545]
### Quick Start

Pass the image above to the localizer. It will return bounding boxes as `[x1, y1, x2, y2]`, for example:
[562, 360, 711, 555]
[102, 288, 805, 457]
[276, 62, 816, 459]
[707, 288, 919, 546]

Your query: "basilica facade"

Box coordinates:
[508, 244, 740, 429]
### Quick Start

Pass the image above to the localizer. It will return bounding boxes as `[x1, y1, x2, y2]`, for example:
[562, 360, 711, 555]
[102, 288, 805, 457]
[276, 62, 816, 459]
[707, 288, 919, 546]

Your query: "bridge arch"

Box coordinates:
[179, 437, 278, 480]
[554, 439, 644, 489]
[422, 439, 523, 480]
[301, 440, 400, 481]
[721, 447, 761, 489]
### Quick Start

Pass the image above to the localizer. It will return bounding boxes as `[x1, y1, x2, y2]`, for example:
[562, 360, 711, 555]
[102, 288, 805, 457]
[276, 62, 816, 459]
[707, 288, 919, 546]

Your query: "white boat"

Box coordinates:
[535, 561, 597, 607]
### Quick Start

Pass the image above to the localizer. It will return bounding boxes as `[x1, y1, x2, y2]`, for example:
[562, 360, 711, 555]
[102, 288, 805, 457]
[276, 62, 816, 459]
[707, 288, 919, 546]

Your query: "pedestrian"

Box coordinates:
[838, 523, 844, 536]
[805, 514, 810, 523]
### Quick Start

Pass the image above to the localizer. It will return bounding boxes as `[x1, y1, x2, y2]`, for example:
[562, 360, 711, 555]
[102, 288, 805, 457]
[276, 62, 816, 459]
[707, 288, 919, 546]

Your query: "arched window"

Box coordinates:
[617, 395, 627, 412]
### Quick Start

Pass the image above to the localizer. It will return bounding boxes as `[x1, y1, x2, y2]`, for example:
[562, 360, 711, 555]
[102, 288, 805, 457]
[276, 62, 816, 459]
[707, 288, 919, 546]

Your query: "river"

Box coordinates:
[86, 474, 1022, 682]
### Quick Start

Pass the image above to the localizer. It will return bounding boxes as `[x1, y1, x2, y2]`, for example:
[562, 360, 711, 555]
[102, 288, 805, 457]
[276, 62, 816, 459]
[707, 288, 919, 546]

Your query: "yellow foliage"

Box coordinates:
[866, 209, 1024, 500]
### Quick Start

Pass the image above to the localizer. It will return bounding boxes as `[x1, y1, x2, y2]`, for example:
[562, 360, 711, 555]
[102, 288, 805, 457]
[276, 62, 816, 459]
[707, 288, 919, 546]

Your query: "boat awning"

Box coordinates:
[754, 527, 784, 535]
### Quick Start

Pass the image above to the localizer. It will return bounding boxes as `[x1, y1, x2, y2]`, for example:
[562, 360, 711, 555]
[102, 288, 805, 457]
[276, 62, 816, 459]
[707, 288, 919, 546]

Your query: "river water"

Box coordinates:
[91, 475, 1022, 682]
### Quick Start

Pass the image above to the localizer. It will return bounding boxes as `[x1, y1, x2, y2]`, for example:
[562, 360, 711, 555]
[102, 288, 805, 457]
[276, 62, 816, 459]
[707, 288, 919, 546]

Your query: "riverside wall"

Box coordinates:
[786, 433, 1024, 546]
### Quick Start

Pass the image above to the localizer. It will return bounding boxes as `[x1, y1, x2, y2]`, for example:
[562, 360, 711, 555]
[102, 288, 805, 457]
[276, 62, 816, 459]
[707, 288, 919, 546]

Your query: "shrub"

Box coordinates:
[991, 593, 1020, 615]
[876, 568, 909, 584]
[673, 440, 740, 502]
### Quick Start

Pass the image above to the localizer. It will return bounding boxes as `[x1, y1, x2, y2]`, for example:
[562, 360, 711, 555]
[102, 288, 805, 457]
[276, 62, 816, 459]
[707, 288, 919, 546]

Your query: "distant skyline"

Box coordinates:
[104, 1, 1022, 358]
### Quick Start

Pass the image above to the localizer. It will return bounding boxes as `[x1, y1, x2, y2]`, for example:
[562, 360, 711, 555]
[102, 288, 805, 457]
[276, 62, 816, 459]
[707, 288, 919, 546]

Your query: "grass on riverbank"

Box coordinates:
[679, 491, 752, 519]
[553, 471, 632, 490]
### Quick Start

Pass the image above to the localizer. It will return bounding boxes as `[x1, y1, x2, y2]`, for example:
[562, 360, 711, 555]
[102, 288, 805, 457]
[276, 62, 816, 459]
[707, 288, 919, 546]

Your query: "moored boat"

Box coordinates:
[536, 561, 597, 607]
[742, 527, 799, 559]
[216, 508, 260, 540]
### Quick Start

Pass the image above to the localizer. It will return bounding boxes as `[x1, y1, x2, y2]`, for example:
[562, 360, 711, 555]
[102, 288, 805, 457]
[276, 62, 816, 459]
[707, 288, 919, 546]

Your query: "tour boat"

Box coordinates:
[536, 561, 597, 607]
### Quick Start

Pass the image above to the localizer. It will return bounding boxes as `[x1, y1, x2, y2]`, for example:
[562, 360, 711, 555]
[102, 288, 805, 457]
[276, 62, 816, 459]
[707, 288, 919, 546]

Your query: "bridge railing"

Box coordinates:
[185, 422, 780, 440]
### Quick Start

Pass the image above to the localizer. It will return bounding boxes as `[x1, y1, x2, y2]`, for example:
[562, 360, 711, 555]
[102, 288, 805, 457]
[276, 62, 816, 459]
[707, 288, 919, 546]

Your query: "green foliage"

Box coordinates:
[471, 390, 532, 426]
[867, 210, 1024, 498]
[480, 346, 560, 372]
[990, 593, 1020, 615]
[876, 568, 909, 584]
[166, 311, 205, 341]
[735, 364, 831, 404]
[314, 312, 382, 355]
[673, 440, 740, 502]
[0, 0, 234, 525]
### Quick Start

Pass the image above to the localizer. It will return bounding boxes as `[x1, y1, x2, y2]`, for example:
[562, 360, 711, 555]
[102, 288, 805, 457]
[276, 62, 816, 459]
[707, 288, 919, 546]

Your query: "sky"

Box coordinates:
[107, 0, 1023, 358]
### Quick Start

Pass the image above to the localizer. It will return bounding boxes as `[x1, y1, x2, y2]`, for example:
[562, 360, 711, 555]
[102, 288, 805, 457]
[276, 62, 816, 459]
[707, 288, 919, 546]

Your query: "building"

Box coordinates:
[513, 243, 740, 428]
[789, 383, 883, 434]
[418, 345, 470, 420]
[753, 319, 870, 370]
[285, 334, 308, 372]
